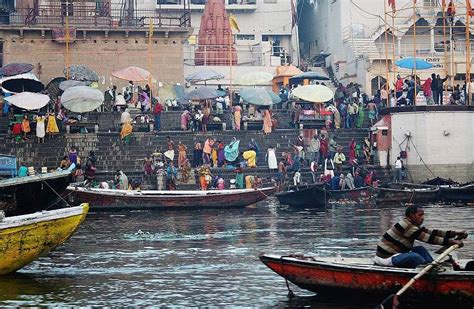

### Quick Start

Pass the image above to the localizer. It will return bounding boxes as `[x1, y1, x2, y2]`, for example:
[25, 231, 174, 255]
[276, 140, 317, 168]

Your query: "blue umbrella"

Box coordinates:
[185, 69, 225, 84]
[289, 72, 330, 81]
[239, 88, 281, 106]
[186, 87, 220, 100]
[395, 57, 433, 70]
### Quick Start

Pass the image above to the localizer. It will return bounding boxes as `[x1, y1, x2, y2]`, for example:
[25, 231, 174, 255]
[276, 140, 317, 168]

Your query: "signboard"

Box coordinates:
[424, 57, 444, 69]
[52, 28, 76, 43]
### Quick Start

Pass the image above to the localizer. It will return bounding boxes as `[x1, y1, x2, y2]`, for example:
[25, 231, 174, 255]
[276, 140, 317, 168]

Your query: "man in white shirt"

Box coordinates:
[394, 156, 403, 182]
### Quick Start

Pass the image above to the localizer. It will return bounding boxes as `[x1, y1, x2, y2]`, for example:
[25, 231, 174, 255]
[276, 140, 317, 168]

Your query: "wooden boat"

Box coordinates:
[66, 185, 275, 210]
[276, 184, 327, 208]
[326, 186, 372, 202]
[439, 183, 474, 203]
[259, 253, 474, 300]
[0, 170, 73, 216]
[376, 182, 440, 205]
[0, 203, 89, 275]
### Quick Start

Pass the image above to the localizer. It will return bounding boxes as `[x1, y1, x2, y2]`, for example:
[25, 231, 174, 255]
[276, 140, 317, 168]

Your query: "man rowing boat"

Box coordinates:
[375, 205, 467, 268]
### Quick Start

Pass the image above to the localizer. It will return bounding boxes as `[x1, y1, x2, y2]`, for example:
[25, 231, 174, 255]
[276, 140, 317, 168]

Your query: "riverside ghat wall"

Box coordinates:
[384, 106, 474, 183]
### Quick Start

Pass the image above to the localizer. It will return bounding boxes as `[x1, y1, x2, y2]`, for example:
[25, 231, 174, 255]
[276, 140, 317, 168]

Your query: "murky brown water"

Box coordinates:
[0, 198, 473, 307]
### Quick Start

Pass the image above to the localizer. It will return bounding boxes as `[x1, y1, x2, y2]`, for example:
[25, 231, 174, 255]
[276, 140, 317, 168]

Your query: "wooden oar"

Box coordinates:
[376, 244, 460, 309]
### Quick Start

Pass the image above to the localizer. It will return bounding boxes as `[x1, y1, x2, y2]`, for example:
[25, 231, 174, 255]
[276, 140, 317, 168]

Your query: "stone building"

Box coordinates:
[0, 0, 192, 89]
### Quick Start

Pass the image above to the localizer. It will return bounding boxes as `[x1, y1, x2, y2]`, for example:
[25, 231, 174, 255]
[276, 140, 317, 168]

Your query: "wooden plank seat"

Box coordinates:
[66, 122, 99, 133]
[299, 118, 326, 129]
[243, 120, 263, 131]
[207, 121, 226, 131]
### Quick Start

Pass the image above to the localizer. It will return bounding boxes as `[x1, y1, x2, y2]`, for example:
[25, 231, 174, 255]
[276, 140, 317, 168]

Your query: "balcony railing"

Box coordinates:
[157, 0, 257, 10]
[0, 4, 191, 28]
[184, 43, 290, 67]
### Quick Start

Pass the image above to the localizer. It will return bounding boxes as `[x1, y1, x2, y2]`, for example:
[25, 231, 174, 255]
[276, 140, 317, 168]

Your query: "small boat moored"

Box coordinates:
[259, 253, 474, 302]
[66, 185, 275, 210]
[0, 169, 73, 216]
[276, 184, 327, 208]
[0, 203, 89, 275]
[440, 183, 474, 203]
[326, 186, 373, 203]
[376, 182, 440, 205]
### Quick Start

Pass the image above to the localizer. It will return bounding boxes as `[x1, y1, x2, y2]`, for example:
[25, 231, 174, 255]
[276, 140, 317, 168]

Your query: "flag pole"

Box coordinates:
[413, 0, 417, 106]
[384, 0, 391, 104]
[229, 28, 233, 107]
[65, 1, 70, 80]
[148, 18, 153, 99]
[467, 1, 472, 105]
[442, 0, 449, 86]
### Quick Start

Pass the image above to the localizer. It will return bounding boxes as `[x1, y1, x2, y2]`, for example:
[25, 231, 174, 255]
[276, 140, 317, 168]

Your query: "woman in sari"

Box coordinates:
[348, 138, 357, 164]
[262, 109, 272, 135]
[180, 159, 191, 183]
[21, 115, 31, 140]
[178, 141, 187, 168]
[224, 138, 240, 164]
[180, 110, 191, 131]
[120, 121, 133, 145]
[46, 112, 59, 137]
[233, 105, 242, 131]
[36, 115, 46, 144]
[355, 102, 365, 128]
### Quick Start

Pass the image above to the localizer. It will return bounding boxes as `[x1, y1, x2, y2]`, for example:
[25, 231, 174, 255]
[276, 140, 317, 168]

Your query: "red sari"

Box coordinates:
[348, 139, 356, 164]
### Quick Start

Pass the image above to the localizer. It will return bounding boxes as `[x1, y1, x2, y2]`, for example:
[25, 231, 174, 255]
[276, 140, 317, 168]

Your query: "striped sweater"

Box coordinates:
[376, 218, 456, 258]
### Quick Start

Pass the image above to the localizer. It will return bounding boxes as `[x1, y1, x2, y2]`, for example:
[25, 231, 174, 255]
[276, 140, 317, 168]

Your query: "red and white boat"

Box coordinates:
[259, 253, 474, 300]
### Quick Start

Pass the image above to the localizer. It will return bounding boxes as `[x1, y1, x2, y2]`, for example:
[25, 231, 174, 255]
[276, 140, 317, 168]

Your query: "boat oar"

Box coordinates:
[376, 244, 460, 309]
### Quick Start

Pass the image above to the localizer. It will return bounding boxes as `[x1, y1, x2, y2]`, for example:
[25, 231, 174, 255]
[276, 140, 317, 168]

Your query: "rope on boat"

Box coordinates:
[280, 255, 296, 299]
[38, 176, 72, 209]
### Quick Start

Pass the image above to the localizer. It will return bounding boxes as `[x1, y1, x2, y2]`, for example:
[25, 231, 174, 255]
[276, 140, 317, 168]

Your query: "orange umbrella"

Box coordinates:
[111, 66, 151, 82]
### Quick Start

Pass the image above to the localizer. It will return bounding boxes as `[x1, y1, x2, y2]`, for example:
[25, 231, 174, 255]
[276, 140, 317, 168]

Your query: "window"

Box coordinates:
[236, 34, 255, 41]
[264, 0, 277, 3]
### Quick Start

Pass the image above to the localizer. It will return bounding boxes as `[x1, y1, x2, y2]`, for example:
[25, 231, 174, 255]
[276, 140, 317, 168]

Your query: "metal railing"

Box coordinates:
[159, 0, 256, 5]
[183, 43, 291, 66]
[0, 4, 191, 28]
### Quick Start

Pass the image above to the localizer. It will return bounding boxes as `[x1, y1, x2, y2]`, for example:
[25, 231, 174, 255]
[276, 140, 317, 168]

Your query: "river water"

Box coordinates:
[1, 198, 473, 307]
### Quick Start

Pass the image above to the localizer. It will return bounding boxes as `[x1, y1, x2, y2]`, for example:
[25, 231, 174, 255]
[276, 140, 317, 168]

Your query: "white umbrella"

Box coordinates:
[234, 72, 273, 86]
[291, 85, 334, 103]
[61, 86, 104, 113]
[4, 92, 50, 110]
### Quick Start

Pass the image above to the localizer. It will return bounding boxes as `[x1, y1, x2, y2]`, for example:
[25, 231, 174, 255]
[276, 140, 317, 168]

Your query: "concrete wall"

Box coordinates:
[0, 30, 188, 90]
[390, 111, 474, 182]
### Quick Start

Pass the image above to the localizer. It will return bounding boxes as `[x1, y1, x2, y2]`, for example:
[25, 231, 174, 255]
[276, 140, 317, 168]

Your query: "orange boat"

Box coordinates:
[259, 253, 474, 301]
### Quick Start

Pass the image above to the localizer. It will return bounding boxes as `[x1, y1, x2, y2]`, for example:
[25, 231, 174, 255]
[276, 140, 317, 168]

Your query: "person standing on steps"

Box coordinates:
[394, 156, 403, 182]
[152, 101, 163, 132]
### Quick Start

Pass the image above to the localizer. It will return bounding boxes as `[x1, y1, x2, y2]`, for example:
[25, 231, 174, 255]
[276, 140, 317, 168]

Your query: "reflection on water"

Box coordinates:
[1, 198, 473, 307]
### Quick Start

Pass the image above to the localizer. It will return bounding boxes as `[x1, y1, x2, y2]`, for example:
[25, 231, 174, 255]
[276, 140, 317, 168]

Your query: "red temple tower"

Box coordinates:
[195, 0, 238, 66]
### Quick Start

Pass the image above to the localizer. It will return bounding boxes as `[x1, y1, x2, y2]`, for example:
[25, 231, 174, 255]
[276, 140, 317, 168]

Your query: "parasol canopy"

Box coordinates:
[291, 85, 334, 103]
[239, 88, 281, 106]
[186, 87, 220, 100]
[234, 71, 273, 86]
[4, 92, 50, 110]
[59, 80, 89, 91]
[64, 65, 99, 82]
[395, 57, 433, 70]
[111, 66, 151, 82]
[61, 86, 104, 113]
[1, 77, 44, 93]
[45, 77, 67, 98]
[0, 63, 34, 77]
[289, 72, 330, 82]
[185, 69, 225, 84]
